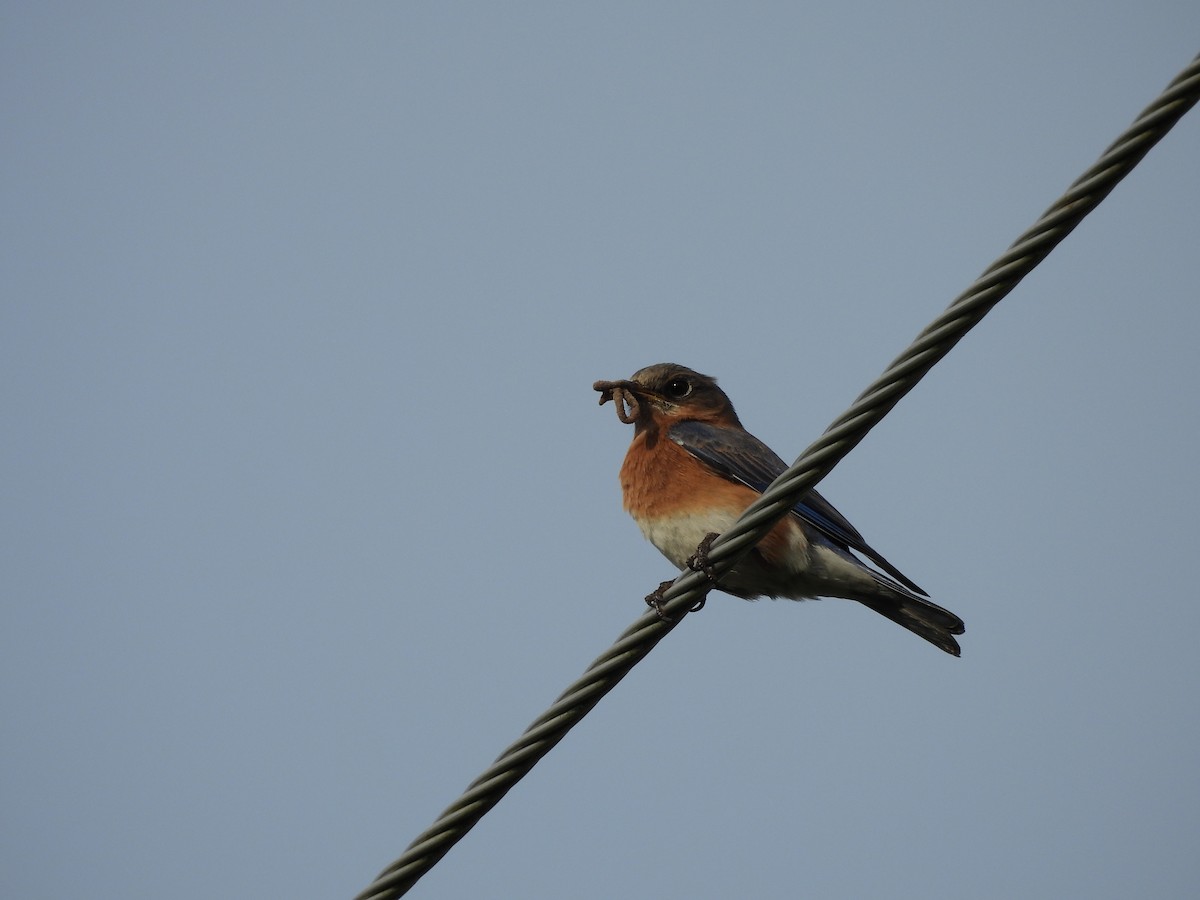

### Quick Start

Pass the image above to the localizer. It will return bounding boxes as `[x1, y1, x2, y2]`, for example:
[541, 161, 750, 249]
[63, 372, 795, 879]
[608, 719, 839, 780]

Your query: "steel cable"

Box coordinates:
[355, 52, 1200, 900]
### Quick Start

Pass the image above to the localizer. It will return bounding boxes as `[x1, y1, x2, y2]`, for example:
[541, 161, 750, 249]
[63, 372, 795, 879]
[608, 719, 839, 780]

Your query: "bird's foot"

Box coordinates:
[645, 580, 678, 622]
[645, 532, 721, 618]
[683, 532, 721, 612]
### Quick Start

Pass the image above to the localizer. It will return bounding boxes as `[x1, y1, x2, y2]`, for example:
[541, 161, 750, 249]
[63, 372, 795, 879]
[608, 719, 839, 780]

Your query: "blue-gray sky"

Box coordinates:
[4, 4, 1199, 898]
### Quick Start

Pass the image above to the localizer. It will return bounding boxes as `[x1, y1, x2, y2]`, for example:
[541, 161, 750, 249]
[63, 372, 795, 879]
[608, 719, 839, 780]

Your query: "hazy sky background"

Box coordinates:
[4, 4, 1199, 899]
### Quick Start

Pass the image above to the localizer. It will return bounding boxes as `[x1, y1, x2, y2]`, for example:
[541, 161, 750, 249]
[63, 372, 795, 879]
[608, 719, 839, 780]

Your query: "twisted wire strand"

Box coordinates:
[355, 53, 1200, 900]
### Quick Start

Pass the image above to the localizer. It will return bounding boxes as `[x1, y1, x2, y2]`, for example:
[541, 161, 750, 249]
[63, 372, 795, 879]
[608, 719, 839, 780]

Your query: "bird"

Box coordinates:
[593, 363, 965, 656]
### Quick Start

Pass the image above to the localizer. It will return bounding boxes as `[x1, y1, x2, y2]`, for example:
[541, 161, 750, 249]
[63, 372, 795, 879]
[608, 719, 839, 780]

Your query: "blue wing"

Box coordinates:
[668, 419, 927, 596]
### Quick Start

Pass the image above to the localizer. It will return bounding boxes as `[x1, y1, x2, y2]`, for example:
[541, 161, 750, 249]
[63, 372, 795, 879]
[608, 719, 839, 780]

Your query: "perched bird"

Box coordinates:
[594, 363, 965, 656]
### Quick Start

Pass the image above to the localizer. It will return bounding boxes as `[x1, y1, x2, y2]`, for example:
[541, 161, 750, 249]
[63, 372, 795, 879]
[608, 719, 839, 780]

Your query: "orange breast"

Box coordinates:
[619, 428, 809, 575]
[619, 430, 748, 518]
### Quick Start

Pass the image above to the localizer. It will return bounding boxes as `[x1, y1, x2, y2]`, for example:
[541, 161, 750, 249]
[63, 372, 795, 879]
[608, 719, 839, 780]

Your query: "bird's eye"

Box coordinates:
[665, 377, 692, 398]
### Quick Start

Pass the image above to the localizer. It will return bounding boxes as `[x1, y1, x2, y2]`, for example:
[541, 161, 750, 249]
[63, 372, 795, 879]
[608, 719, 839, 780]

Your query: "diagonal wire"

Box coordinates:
[355, 53, 1200, 900]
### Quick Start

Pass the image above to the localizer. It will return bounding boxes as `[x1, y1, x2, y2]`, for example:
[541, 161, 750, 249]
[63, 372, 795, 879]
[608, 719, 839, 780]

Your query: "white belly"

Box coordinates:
[637, 510, 744, 570]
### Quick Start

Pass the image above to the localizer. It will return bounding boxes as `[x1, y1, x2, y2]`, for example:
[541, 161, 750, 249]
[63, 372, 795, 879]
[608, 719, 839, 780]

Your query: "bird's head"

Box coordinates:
[594, 363, 741, 431]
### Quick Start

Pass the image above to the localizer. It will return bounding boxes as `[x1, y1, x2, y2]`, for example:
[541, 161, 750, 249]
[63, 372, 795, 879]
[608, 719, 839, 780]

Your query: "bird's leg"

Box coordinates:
[644, 580, 678, 622]
[686, 532, 720, 579]
[684, 532, 721, 611]
[644, 532, 721, 618]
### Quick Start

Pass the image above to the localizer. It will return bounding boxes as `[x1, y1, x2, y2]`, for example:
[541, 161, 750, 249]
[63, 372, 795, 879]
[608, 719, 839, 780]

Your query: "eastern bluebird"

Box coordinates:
[594, 363, 964, 656]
